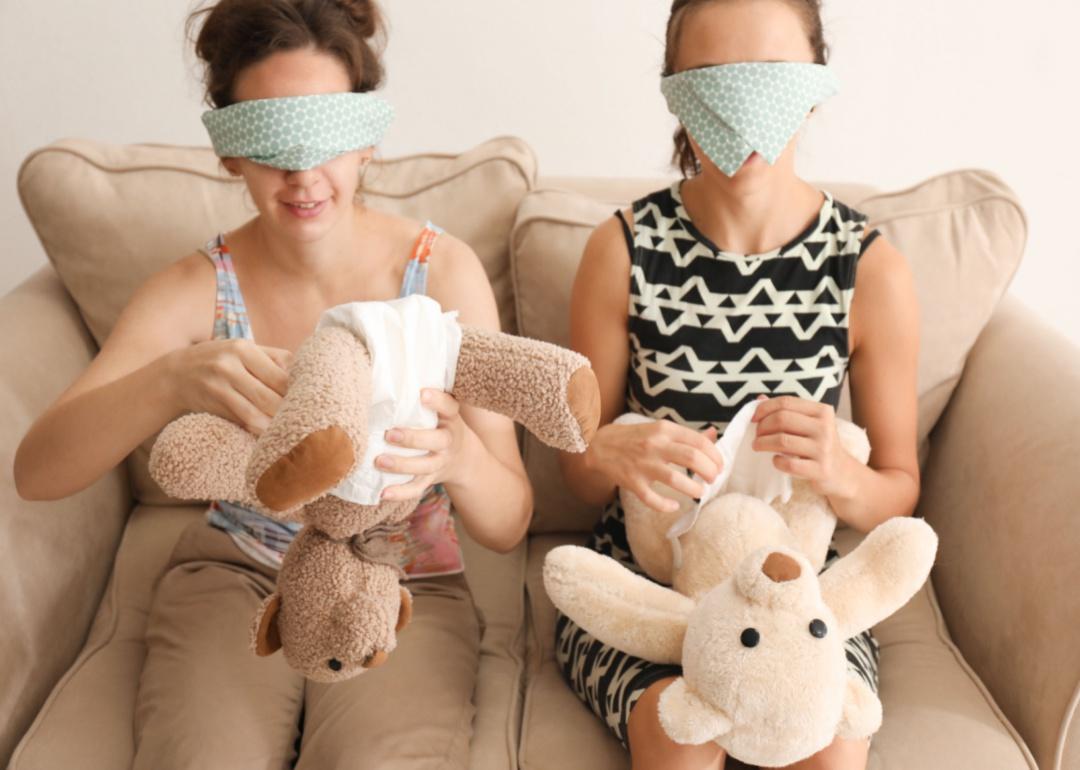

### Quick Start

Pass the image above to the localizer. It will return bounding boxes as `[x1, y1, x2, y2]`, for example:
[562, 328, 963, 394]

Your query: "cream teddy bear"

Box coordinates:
[543, 403, 937, 766]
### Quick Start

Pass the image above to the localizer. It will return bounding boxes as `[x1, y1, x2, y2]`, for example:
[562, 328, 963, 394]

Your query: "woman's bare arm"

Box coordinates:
[833, 235, 921, 531]
[14, 254, 289, 501]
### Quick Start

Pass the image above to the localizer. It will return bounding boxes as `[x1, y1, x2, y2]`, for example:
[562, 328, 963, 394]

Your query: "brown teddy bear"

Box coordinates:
[150, 320, 599, 682]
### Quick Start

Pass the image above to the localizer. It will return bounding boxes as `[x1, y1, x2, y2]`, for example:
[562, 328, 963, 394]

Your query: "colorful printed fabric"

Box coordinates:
[661, 62, 840, 176]
[202, 92, 394, 171]
[201, 223, 463, 577]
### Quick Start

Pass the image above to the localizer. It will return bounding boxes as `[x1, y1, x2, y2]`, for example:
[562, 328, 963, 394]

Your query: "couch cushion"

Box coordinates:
[512, 172, 1026, 533]
[520, 532, 1036, 770]
[9, 506, 526, 770]
[16, 137, 536, 506]
[0, 269, 133, 767]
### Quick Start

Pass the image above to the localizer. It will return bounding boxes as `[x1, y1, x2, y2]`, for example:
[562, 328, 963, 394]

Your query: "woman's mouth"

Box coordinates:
[283, 200, 328, 219]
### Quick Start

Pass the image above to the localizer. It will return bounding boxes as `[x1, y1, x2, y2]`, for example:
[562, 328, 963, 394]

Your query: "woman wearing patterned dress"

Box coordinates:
[556, 2, 920, 769]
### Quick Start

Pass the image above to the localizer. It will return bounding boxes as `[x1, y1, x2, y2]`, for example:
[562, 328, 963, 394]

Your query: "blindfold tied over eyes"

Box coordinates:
[202, 91, 394, 171]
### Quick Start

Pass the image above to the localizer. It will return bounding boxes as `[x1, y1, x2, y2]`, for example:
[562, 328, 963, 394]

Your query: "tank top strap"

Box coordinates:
[399, 221, 444, 298]
[202, 234, 254, 341]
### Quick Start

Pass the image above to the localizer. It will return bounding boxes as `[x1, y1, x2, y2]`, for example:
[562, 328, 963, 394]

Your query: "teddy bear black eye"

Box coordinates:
[328, 658, 343, 671]
[740, 628, 760, 648]
[809, 619, 828, 639]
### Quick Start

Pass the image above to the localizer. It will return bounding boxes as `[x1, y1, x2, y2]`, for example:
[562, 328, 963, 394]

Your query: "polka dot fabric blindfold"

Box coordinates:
[661, 62, 839, 176]
[202, 92, 394, 171]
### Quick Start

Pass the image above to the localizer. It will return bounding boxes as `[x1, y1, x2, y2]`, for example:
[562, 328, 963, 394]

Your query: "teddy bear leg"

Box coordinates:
[149, 413, 260, 506]
[248, 326, 373, 512]
[453, 327, 600, 453]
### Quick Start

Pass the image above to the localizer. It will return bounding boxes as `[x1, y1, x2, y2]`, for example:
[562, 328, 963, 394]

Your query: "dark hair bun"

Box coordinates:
[189, 0, 386, 107]
[335, 0, 379, 38]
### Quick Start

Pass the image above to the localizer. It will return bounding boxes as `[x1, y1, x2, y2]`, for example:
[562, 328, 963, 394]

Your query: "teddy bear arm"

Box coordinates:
[543, 545, 691, 664]
[820, 516, 939, 638]
[453, 327, 599, 453]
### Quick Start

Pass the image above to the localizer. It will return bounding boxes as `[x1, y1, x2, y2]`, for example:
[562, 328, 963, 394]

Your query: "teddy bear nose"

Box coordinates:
[328, 658, 343, 672]
[761, 552, 801, 582]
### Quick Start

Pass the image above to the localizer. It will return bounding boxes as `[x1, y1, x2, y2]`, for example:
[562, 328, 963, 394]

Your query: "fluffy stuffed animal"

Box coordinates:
[618, 408, 873, 599]
[543, 405, 938, 766]
[151, 320, 599, 683]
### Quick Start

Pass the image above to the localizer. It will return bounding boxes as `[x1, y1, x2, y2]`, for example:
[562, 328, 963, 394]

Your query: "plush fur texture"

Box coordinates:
[151, 321, 599, 682]
[542, 418, 939, 767]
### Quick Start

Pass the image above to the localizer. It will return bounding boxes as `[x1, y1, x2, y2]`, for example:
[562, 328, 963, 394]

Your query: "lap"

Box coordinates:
[134, 521, 305, 770]
[297, 572, 481, 770]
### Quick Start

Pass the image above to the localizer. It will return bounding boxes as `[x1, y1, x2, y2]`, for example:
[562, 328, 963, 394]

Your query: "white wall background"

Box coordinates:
[2, 0, 1077, 343]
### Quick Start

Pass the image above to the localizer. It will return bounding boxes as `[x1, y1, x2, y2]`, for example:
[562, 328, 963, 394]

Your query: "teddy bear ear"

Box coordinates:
[658, 678, 732, 745]
[251, 593, 283, 656]
[396, 587, 413, 633]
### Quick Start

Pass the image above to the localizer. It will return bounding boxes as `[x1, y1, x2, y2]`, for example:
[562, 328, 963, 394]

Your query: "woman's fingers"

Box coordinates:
[755, 409, 820, 440]
[220, 389, 271, 435]
[258, 345, 294, 377]
[660, 442, 720, 482]
[239, 345, 290, 397]
[647, 461, 704, 500]
[381, 475, 435, 501]
[629, 479, 682, 514]
[752, 431, 819, 460]
[230, 366, 284, 419]
[376, 450, 444, 477]
[421, 388, 460, 419]
[385, 426, 453, 453]
[753, 395, 830, 423]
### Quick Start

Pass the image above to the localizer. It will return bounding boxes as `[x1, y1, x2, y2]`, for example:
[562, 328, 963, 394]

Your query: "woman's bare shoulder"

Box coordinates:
[850, 233, 917, 353]
[113, 250, 218, 345]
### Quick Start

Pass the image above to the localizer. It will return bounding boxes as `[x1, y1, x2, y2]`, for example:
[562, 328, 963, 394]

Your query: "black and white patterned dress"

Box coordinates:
[555, 182, 881, 748]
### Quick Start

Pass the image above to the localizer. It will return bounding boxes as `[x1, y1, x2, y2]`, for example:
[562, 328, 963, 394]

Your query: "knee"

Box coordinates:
[777, 735, 869, 770]
[627, 678, 725, 770]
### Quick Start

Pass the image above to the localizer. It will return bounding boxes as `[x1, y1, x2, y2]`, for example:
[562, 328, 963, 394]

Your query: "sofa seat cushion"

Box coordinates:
[16, 137, 537, 507]
[512, 172, 1026, 533]
[9, 505, 527, 770]
[520, 532, 1036, 770]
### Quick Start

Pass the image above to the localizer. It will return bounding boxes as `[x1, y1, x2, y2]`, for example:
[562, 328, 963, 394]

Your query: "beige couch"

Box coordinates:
[2, 137, 1076, 770]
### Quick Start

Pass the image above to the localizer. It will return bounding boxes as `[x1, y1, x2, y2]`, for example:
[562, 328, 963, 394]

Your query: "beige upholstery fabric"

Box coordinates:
[16, 137, 536, 507]
[915, 296, 1080, 770]
[8, 505, 201, 770]
[511, 172, 1026, 533]
[521, 533, 1036, 770]
[0, 268, 132, 766]
[8, 503, 526, 770]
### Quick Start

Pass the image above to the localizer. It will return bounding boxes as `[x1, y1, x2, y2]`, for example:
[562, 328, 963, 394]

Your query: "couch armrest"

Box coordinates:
[916, 295, 1080, 770]
[0, 268, 132, 766]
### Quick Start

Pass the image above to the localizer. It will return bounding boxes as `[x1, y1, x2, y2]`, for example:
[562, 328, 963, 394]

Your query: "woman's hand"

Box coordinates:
[164, 339, 292, 435]
[751, 395, 857, 499]
[585, 420, 723, 514]
[377, 388, 475, 501]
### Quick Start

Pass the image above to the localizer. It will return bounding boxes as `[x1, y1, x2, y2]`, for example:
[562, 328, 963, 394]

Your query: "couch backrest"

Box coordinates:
[17, 137, 537, 505]
[514, 172, 1027, 533]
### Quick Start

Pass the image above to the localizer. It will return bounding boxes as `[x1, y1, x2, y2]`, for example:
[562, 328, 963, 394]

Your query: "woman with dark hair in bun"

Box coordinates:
[14, 1, 527, 766]
[555, 1, 920, 768]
